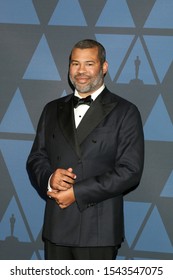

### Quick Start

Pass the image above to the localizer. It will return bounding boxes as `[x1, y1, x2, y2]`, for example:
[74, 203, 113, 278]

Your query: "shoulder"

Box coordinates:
[47, 93, 73, 106]
[104, 87, 137, 110]
[103, 88, 142, 124]
[43, 93, 73, 110]
[37, 94, 73, 124]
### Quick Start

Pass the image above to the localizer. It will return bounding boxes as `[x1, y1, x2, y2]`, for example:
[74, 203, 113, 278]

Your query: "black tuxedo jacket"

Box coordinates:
[27, 87, 144, 247]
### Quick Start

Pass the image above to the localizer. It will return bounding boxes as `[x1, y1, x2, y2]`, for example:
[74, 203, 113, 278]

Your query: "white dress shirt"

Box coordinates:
[74, 84, 105, 127]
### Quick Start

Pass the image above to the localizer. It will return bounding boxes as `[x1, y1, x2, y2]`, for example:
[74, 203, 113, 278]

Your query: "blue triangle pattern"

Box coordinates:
[0, 197, 30, 242]
[0, 0, 39, 24]
[31, 250, 44, 260]
[135, 206, 173, 253]
[116, 256, 126, 260]
[61, 90, 68, 97]
[144, 95, 173, 141]
[145, 0, 173, 28]
[0, 89, 35, 134]
[160, 170, 173, 198]
[144, 35, 173, 82]
[23, 35, 61, 80]
[95, 34, 134, 80]
[0, 140, 45, 240]
[49, 0, 87, 26]
[31, 252, 38, 260]
[96, 0, 134, 27]
[133, 257, 153, 260]
[124, 201, 151, 247]
[118, 38, 156, 84]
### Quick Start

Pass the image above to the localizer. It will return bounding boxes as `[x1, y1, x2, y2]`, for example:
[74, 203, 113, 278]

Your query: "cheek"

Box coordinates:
[69, 71, 76, 81]
[88, 70, 99, 78]
[69, 66, 77, 75]
[69, 67, 74, 75]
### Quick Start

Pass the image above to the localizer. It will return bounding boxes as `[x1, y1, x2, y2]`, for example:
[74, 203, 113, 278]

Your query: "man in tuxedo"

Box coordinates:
[27, 39, 144, 260]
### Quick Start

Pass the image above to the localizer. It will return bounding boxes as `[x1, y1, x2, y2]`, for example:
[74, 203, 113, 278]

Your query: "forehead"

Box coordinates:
[71, 47, 99, 61]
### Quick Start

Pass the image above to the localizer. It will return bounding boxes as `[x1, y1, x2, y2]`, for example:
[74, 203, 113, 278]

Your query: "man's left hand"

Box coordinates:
[47, 187, 75, 209]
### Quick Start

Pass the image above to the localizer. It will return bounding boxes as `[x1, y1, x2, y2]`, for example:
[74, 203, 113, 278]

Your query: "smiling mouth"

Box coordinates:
[75, 77, 89, 83]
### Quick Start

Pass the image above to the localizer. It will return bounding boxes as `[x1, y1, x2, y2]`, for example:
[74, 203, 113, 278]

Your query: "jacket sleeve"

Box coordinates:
[26, 104, 53, 199]
[73, 104, 144, 212]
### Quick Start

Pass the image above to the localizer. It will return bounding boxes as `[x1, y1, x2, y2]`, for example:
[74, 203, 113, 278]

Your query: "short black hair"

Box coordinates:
[70, 39, 106, 65]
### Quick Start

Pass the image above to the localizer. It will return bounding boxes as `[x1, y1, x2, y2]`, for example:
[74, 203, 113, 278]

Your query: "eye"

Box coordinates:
[71, 61, 79, 66]
[86, 62, 94, 66]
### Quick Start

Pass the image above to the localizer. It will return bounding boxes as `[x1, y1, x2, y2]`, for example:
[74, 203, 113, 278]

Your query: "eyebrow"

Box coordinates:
[70, 60, 95, 63]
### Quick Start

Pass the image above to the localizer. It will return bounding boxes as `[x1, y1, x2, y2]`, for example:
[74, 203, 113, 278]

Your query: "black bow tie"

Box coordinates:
[73, 95, 93, 108]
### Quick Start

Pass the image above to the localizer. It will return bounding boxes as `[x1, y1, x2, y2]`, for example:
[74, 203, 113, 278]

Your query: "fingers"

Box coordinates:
[50, 168, 76, 191]
[47, 188, 75, 209]
[67, 167, 73, 173]
[47, 191, 67, 208]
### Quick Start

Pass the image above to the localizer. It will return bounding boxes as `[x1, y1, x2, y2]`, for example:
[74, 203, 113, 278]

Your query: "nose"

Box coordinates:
[78, 63, 86, 73]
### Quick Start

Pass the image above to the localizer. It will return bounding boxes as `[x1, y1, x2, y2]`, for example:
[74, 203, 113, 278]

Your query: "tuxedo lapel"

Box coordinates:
[57, 95, 81, 157]
[56, 89, 118, 153]
[77, 89, 118, 145]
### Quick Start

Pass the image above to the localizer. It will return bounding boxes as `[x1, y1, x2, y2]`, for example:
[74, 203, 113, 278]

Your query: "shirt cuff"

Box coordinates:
[47, 174, 53, 191]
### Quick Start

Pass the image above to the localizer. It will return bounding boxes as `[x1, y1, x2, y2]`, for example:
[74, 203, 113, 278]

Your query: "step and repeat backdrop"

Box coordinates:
[0, 0, 173, 260]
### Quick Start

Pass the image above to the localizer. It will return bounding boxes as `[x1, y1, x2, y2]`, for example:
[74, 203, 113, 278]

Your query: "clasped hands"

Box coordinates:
[47, 167, 77, 209]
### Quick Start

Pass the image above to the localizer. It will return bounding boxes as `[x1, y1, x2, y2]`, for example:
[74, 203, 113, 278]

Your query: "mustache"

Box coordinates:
[74, 74, 90, 78]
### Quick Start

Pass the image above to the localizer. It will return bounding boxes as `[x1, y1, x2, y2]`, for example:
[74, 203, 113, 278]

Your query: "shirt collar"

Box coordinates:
[74, 84, 105, 101]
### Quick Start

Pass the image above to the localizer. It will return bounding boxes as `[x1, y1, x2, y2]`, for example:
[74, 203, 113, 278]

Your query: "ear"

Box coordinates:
[102, 61, 108, 75]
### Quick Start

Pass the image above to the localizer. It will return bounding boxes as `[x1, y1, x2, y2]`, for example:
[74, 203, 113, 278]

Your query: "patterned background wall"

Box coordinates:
[0, 0, 173, 260]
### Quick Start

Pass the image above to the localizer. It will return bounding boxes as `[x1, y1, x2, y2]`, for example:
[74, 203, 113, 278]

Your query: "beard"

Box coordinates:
[69, 69, 104, 93]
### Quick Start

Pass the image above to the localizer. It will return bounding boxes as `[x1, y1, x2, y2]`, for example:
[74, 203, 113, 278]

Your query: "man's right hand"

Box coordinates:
[50, 167, 76, 191]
